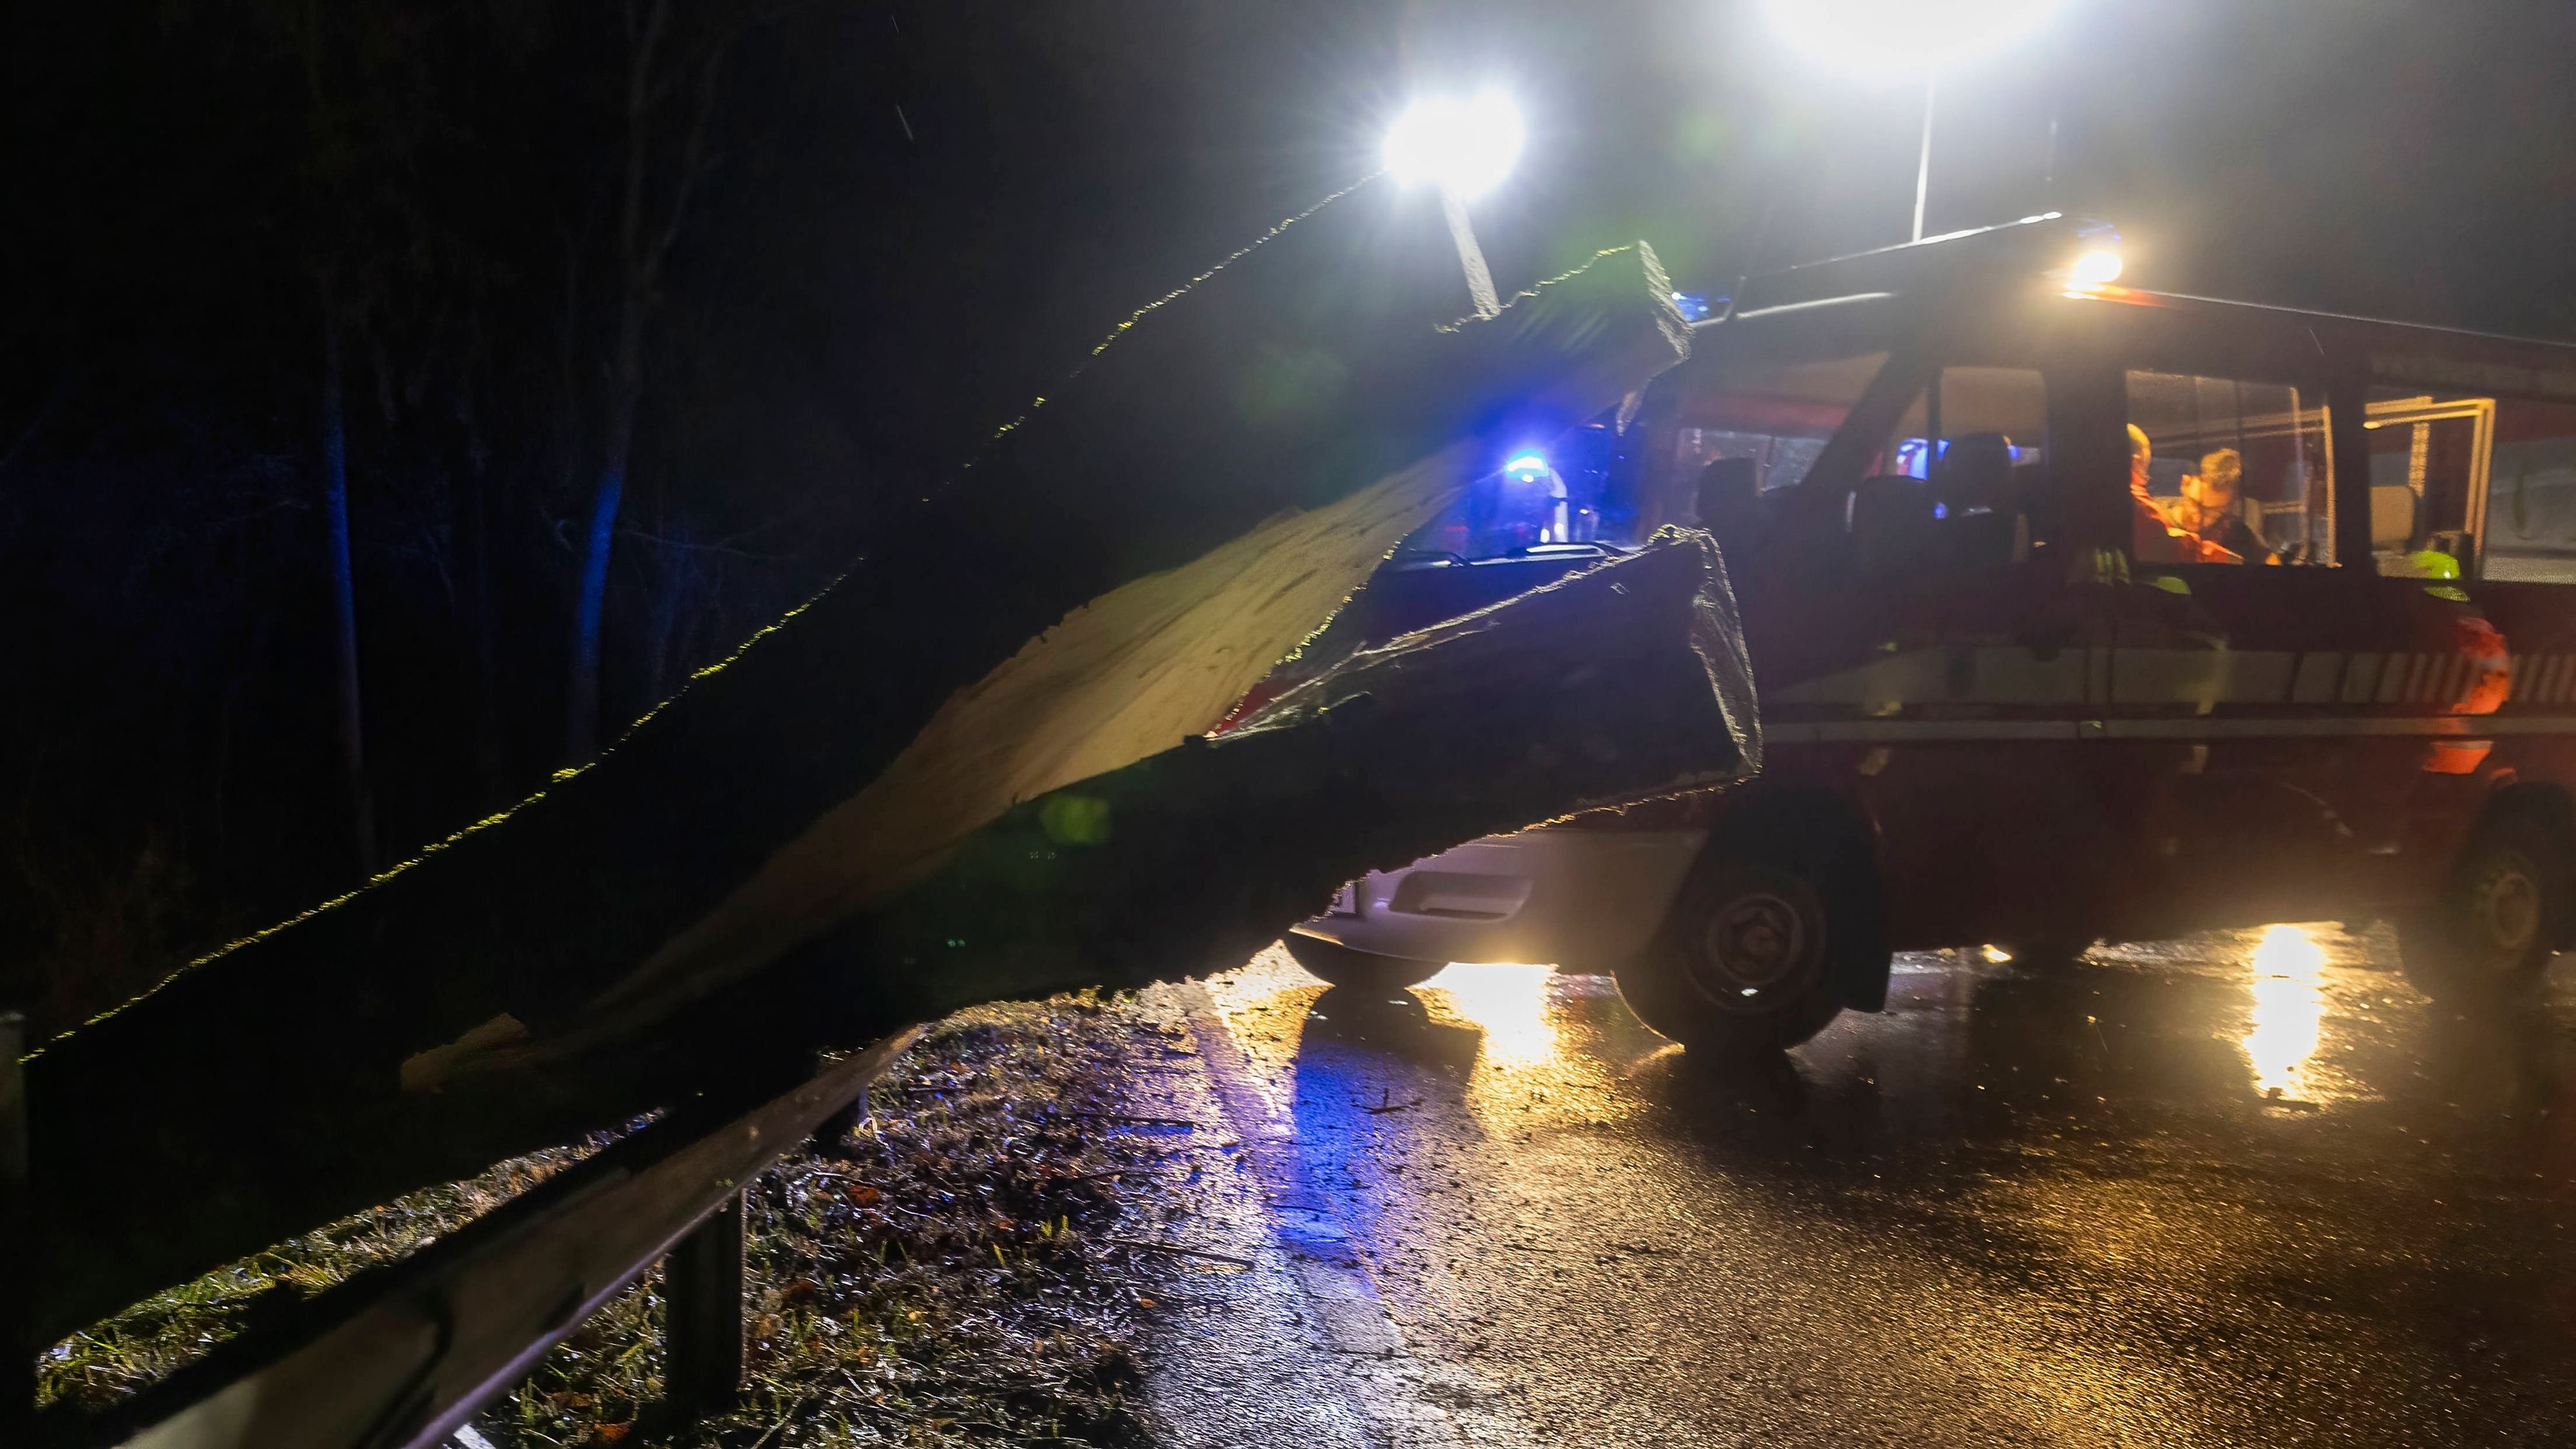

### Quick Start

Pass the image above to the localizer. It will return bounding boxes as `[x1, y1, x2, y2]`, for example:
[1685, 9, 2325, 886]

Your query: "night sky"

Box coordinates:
[3, 0, 2571, 1021]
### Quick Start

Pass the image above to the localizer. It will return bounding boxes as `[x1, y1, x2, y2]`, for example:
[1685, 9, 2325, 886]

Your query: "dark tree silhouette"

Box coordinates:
[316, 299, 375, 869]
[568, 0, 738, 764]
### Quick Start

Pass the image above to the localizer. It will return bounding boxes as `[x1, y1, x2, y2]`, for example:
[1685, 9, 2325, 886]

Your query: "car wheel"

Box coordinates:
[1280, 933, 1446, 991]
[1615, 855, 1848, 1052]
[2398, 811, 2569, 1008]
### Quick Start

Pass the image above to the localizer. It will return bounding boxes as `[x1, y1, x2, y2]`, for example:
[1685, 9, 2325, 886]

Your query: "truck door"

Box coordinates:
[1749, 359, 2132, 951]
[2101, 362, 2508, 934]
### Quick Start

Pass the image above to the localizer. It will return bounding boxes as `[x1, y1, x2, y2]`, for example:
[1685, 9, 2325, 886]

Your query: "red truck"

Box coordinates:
[1264, 214, 2576, 1054]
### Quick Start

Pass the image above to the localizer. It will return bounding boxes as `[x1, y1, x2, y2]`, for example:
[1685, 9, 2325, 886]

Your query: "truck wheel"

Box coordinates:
[1280, 933, 1446, 991]
[2398, 812, 2569, 1008]
[1615, 855, 1848, 1053]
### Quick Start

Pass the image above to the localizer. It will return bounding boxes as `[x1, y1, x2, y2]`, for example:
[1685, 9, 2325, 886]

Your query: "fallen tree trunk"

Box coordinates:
[862, 528, 1759, 1013]
[29, 233, 1697, 1341]
[466, 528, 1757, 1082]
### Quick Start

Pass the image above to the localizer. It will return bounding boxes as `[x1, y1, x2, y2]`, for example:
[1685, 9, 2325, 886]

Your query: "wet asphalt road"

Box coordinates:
[1137, 928, 2576, 1448]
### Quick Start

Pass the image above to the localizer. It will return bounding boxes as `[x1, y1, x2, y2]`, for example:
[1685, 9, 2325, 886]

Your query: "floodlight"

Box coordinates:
[2065, 248, 2123, 290]
[1762, 0, 2064, 77]
[1383, 91, 1525, 201]
[1384, 90, 1522, 319]
[1763, 0, 2067, 243]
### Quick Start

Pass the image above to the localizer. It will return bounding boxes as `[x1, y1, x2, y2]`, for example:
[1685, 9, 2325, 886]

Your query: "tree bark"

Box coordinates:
[319, 297, 376, 873]
[30, 234, 1695, 1342]
[639, 521, 695, 707]
[564, 0, 660, 765]
[547, 529, 1758, 1072]
[567, 0, 723, 764]
[466, 440, 504, 809]
[565, 370, 632, 764]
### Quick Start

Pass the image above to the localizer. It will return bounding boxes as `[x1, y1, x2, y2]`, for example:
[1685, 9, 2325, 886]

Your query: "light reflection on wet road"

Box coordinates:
[2245, 925, 2328, 1101]
[1187, 928, 2576, 1446]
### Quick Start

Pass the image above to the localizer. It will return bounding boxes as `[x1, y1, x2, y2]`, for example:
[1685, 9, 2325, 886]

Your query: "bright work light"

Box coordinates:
[1384, 90, 1524, 319]
[1383, 91, 1525, 201]
[2065, 248, 2123, 290]
[1762, 0, 2063, 76]
[1762, 0, 2068, 243]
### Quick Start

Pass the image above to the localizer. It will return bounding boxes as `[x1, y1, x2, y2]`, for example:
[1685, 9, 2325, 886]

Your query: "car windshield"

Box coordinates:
[1403, 428, 1628, 562]
[1669, 350, 1889, 498]
[1402, 347, 1891, 564]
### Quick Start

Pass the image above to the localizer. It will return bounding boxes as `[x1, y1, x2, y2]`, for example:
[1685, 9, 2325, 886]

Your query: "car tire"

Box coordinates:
[1615, 853, 1850, 1053]
[1280, 933, 1446, 991]
[2398, 811, 2570, 1008]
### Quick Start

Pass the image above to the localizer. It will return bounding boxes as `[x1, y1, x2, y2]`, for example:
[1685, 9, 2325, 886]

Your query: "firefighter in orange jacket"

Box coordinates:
[2129, 424, 2241, 565]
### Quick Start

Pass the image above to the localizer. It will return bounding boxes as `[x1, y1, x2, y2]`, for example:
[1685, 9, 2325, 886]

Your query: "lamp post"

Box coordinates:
[1911, 78, 1937, 244]
[1385, 91, 1525, 318]
[1761, 0, 2066, 243]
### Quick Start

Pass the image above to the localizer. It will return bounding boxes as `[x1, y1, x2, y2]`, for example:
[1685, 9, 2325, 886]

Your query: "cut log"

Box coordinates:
[27, 231, 1695, 1341]
[844, 527, 1760, 1024]
[460, 529, 1757, 1086]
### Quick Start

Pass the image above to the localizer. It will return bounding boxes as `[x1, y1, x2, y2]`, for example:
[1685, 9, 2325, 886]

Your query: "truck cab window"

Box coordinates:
[1403, 350, 1898, 567]
[1880, 366, 2050, 480]
[1851, 365, 2049, 574]
[1672, 350, 1890, 500]
[2365, 387, 2493, 577]
[2128, 371, 2334, 565]
[1406, 424, 1627, 561]
[2482, 397, 2576, 583]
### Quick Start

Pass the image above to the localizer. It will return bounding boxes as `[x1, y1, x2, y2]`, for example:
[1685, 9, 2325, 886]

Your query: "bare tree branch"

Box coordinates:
[642, 34, 731, 285]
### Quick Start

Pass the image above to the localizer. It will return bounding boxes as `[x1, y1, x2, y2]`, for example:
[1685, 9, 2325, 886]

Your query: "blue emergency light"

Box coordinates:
[1503, 451, 1549, 480]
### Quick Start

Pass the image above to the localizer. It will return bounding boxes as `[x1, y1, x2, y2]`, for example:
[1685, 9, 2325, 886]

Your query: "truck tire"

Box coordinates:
[2398, 811, 2569, 1008]
[1615, 853, 1852, 1053]
[1280, 933, 1446, 991]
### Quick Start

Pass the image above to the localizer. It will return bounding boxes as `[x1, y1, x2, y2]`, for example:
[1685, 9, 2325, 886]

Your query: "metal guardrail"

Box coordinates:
[21, 1024, 923, 1449]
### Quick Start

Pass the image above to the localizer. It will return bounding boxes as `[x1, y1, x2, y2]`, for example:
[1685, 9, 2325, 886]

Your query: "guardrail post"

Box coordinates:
[3, 1011, 33, 1439]
[805, 1057, 868, 1158]
[663, 1189, 746, 1423]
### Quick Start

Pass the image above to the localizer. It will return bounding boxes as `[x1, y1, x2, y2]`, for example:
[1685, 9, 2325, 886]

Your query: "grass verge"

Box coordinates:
[43, 994, 1180, 1448]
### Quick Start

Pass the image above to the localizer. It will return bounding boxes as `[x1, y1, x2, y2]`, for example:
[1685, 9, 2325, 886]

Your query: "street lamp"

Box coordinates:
[1762, 0, 2065, 243]
[1385, 90, 1525, 319]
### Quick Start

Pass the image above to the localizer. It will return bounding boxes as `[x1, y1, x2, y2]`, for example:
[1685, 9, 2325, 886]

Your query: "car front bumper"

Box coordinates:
[1291, 826, 1708, 969]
